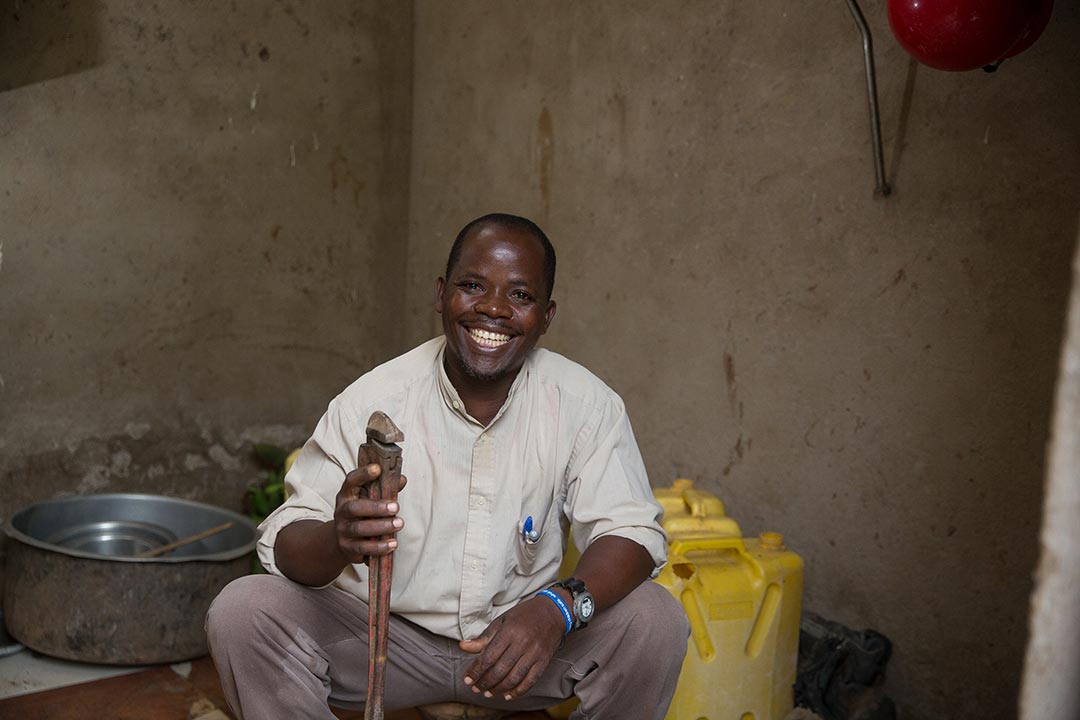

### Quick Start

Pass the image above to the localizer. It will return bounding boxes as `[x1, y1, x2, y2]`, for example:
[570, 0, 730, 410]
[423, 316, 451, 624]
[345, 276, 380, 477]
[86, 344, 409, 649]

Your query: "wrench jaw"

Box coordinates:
[366, 410, 404, 445]
[359, 411, 404, 720]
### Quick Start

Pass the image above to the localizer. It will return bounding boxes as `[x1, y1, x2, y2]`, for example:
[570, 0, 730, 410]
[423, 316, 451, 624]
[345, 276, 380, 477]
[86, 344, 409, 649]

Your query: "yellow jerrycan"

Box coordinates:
[551, 479, 803, 720]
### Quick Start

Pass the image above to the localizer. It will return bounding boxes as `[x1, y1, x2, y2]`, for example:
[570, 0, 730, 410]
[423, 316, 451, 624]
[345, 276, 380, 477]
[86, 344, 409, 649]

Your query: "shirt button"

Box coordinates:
[477, 497, 486, 506]
[452, 400, 460, 410]
[472, 560, 479, 570]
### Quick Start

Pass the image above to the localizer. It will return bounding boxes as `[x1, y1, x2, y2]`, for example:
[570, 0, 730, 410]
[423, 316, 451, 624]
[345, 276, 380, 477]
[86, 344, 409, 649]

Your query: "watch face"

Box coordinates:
[578, 594, 595, 621]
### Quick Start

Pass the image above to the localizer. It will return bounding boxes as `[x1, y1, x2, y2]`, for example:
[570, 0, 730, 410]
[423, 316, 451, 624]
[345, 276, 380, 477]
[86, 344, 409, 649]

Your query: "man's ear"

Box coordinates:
[434, 277, 445, 313]
[540, 299, 557, 335]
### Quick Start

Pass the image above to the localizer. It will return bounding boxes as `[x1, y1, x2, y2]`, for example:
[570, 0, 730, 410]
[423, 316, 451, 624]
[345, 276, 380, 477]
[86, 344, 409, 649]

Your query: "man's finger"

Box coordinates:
[488, 653, 536, 698]
[503, 658, 549, 700]
[464, 638, 514, 696]
[342, 463, 381, 493]
[342, 516, 403, 538]
[458, 617, 500, 656]
[339, 498, 399, 519]
[340, 536, 398, 560]
[458, 635, 490, 655]
[460, 620, 507, 688]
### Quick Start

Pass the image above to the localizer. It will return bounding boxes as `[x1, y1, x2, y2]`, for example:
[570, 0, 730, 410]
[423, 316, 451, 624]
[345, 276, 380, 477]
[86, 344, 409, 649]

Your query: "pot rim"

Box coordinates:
[3, 493, 258, 563]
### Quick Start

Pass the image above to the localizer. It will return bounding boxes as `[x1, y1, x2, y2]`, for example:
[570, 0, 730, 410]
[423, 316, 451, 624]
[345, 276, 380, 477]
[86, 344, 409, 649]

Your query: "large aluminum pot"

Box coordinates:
[3, 493, 257, 664]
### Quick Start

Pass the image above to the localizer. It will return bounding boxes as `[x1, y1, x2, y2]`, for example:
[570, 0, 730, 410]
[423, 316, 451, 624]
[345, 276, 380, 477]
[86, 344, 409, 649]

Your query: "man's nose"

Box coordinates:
[475, 293, 510, 318]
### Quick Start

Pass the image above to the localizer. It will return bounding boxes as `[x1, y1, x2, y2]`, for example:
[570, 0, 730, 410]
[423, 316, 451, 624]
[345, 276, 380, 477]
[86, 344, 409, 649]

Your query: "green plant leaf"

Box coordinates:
[253, 443, 288, 470]
[250, 488, 271, 516]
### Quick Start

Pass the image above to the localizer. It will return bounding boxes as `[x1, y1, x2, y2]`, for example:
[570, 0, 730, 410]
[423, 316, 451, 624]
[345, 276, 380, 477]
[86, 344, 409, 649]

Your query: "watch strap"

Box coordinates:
[556, 577, 586, 595]
[554, 578, 593, 630]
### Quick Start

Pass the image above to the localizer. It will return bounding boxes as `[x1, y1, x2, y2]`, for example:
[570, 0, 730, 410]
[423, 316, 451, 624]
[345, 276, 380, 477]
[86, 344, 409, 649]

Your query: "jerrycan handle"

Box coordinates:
[668, 536, 763, 579]
[669, 535, 748, 557]
[680, 487, 726, 518]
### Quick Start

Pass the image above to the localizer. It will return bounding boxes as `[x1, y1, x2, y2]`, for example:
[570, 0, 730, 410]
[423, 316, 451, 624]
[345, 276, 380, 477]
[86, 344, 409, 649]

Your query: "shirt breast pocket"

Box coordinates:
[510, 496, 565, 579]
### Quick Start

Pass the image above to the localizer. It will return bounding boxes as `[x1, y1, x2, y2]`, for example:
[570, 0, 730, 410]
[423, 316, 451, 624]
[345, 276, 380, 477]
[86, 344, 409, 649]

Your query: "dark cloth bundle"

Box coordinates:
[794, 612, 897, 720]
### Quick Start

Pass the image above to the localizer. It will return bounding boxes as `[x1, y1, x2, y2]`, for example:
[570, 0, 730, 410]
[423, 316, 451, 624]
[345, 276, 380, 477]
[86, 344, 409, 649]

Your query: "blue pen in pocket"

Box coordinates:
[522, 515, 540, 544]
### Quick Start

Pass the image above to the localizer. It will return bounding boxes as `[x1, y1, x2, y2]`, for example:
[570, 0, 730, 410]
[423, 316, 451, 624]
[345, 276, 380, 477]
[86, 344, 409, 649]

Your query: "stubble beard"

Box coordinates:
[461, 358, 502, 382]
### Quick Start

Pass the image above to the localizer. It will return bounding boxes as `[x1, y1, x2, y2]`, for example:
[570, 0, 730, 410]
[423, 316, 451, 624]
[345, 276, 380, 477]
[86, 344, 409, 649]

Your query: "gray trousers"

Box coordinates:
[206, 574, 689, 720]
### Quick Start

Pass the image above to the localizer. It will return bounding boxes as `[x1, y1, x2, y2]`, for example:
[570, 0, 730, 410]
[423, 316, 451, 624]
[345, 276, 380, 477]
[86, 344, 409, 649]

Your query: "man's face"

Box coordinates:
[435, 224, 556, 384]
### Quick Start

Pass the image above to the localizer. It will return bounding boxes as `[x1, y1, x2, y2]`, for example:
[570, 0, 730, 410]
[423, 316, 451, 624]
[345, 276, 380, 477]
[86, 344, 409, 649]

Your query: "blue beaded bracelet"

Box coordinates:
[537, 588, 573, 635]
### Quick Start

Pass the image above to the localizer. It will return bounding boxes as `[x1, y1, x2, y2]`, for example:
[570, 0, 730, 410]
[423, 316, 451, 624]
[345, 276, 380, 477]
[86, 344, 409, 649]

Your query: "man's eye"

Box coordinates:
[459, 282, 482, 292]
[511, 290, 534, 302]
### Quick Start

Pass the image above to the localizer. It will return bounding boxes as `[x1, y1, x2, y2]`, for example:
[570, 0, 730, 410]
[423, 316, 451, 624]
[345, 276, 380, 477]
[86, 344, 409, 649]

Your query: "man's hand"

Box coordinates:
[333, 463, 408, 563]
[274, 465, 407, 587]
[454, 536, 656, 700]
[459, 594, 566, 701]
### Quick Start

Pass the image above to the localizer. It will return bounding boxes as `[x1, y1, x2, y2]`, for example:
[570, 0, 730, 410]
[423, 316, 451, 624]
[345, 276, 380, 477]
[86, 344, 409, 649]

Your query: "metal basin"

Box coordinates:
[46, 520, 178, 556]
[3, 494, 257, 664]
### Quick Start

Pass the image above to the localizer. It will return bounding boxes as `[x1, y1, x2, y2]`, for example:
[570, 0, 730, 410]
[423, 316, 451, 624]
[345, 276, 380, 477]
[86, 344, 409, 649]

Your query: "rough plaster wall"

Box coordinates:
[405, 2, 1080, 718]
[0, 1, 413, 524]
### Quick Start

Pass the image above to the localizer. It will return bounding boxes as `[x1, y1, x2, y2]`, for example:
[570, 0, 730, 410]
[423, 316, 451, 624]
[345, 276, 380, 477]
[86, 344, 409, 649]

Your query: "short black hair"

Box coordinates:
[444, 213, 557, 299]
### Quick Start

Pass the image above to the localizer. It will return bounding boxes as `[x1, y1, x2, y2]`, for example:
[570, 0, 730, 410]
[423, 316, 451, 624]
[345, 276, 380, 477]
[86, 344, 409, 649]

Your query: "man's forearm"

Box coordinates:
[565, 534, 655, 613]
[274, 519, 351, 587]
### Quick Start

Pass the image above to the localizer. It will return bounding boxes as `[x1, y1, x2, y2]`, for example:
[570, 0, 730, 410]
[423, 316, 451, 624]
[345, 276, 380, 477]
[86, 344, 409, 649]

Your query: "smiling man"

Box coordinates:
[207, 214, 689, 720]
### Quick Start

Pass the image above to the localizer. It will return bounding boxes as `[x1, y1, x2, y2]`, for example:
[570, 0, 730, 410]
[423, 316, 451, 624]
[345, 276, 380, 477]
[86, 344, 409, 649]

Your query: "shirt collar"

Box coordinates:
[434, 335, 531, 428]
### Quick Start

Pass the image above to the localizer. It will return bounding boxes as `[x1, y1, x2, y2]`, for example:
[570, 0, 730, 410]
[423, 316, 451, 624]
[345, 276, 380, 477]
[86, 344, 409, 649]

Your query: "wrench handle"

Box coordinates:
[358, 437, 402, 720]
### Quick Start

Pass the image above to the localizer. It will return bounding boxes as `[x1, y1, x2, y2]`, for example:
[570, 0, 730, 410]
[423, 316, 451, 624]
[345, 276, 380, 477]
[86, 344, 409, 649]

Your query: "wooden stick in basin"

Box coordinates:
[135, 521, 234, 558]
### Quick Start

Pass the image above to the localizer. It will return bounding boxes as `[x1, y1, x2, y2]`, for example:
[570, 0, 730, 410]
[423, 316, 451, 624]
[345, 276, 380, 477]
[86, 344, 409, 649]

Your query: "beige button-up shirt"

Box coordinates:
[258, 337, 666, 640]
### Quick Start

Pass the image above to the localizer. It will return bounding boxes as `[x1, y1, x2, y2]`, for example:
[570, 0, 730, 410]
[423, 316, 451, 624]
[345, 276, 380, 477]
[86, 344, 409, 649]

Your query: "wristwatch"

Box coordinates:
[555, 578, 595, 630]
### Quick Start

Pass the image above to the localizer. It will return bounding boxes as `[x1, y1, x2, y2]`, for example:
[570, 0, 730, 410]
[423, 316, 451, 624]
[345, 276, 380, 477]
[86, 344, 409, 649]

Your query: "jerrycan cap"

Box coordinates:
[760, 532, 785, 550]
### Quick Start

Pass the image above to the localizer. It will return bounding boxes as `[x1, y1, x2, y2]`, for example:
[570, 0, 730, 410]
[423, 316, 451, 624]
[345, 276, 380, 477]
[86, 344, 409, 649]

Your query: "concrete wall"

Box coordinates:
[0, 1, 413, 519]
[3, 1, 1077, 717]
[404, 2, 1080, 718]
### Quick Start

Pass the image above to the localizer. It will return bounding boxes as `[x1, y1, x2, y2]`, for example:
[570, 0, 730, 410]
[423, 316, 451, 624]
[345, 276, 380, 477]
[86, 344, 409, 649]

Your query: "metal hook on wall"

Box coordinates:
[845, 0, 892, 197]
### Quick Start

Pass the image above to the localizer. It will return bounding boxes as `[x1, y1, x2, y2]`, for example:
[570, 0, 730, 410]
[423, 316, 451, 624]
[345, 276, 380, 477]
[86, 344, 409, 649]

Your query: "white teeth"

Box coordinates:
[469, 328, 511, 347]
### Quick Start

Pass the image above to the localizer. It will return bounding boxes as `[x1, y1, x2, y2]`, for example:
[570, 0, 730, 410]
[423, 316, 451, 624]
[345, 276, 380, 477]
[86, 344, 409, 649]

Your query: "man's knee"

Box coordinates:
[619, 581, 690, 664]
[206, 574, 278, 650]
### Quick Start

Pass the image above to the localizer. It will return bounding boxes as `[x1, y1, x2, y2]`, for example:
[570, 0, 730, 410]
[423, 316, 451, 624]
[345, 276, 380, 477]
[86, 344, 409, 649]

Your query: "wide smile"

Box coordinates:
[466, 326, 513, 349]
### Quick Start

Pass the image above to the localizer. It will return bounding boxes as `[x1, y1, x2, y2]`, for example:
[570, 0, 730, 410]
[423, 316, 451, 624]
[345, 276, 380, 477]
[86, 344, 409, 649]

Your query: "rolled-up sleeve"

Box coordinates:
[564, 397, 668, 577]
[256, 399, 358, 577]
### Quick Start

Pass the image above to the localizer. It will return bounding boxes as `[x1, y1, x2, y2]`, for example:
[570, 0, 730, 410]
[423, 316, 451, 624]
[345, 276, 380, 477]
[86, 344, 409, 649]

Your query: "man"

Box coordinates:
[207, 213, 688, 719]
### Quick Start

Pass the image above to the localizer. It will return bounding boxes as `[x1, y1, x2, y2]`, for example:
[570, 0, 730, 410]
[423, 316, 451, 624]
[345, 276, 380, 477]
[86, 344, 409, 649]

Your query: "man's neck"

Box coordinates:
[443, 359, 520, 427]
